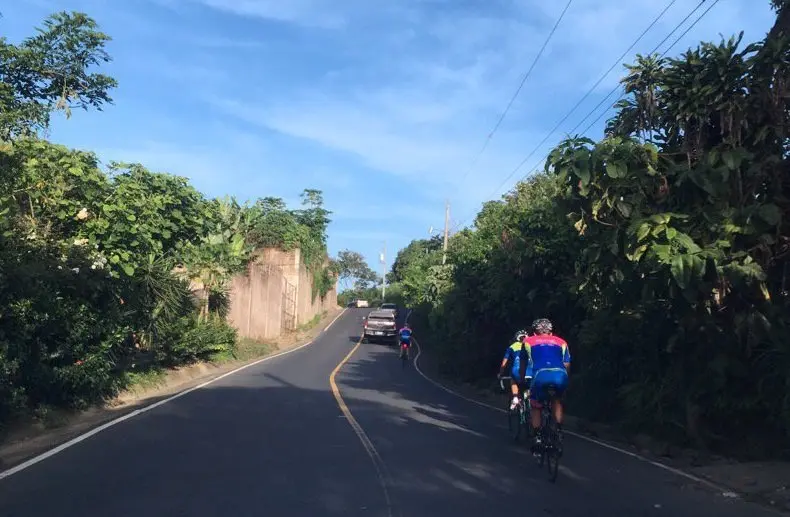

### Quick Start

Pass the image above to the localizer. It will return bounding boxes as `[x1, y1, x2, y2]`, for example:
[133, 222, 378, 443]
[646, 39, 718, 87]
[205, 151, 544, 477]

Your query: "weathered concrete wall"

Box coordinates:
[227, 248, 338, 341]
[226, 263, 285, 340]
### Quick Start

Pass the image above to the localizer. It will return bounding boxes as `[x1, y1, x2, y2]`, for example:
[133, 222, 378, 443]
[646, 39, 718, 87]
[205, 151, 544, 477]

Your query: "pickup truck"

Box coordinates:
[363, 309, 398, 344]
[379, 303, 398, 318]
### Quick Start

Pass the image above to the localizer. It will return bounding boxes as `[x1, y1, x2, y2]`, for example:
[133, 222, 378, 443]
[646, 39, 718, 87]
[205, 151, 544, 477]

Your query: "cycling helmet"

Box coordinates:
[514, 329, 528, 342]
[532, 318, 553, 334]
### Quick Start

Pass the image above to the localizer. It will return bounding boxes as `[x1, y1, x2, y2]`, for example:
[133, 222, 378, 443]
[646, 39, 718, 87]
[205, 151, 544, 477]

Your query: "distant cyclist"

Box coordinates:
[498, 329, 533, 410]
[524, 318, 570, 449]
[398, 323, 413, 355]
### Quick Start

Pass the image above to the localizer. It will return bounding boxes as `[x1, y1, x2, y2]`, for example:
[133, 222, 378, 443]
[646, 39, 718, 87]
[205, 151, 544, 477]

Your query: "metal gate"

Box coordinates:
[282, 279, 297, 332]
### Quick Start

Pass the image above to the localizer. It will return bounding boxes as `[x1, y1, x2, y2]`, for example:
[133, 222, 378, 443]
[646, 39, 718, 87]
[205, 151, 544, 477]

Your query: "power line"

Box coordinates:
[454, 0, 575, 189]
[574, 0, 715, 137]
[533, 0, 719, 176]
[453, 0, 713, 231]
[481, 0, 696, 208]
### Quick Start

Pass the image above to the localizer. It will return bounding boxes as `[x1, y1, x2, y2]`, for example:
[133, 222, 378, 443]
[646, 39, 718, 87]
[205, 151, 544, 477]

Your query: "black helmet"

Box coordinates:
[514, 329, 528, 342]
[532, 318, 553, 334]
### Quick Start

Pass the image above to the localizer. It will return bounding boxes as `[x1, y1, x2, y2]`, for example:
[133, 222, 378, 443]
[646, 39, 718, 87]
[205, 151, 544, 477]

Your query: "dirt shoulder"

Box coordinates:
[414, 340, 790, 514]
[0, 306, 344, 472]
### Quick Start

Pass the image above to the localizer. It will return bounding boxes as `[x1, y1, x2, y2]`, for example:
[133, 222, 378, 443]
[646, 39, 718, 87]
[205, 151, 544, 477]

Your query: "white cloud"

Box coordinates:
[186, 0, 350, 28]
[91, 126, 278, 200]
[201, 0, 775, 227]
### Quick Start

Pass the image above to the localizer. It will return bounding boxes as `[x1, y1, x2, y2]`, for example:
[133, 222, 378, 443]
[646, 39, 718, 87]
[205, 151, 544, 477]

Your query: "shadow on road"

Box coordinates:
[0, 311, 772, 517]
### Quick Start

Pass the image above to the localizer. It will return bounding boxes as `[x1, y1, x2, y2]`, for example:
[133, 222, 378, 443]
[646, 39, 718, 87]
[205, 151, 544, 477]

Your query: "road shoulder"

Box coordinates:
[414, 339, 790, 514]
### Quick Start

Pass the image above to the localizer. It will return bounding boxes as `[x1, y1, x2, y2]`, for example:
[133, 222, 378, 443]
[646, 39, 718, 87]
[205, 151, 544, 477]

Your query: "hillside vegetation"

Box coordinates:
[0, 12, 335, 429]
[392, 1, 790, 458]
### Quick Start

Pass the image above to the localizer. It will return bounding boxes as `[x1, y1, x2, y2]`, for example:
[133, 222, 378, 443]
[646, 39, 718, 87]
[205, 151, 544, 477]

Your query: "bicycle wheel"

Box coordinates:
[536, 407, 550, 468]
[400, 347, 409, 368]
[546, 419, 560, 482]
[508, 406, 522, 442]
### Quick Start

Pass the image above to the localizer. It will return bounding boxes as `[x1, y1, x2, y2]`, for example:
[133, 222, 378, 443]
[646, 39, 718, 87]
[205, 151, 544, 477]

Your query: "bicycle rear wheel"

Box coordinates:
[546, 422, 560, 482]
[508, 407, 522, 441]
[544, 392, 561, 482]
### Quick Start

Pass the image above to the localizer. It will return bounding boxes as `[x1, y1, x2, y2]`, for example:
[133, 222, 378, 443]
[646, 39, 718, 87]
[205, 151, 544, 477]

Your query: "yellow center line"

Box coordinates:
[329, 336, 397, 517]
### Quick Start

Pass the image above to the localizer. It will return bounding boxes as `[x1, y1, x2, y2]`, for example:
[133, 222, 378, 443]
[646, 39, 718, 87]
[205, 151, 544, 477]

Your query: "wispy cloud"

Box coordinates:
[10, 0, 775, 268]
[202, 0, 775, 220]
[189, 0, 349, 28]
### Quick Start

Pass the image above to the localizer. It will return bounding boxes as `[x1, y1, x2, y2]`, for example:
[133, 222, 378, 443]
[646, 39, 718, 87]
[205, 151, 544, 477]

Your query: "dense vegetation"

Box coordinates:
[394, 1, 790, 458]
[0, 12, 335, 428]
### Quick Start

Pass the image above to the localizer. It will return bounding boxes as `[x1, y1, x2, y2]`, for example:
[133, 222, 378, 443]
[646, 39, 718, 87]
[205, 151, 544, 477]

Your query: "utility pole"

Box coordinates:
[380, 241, 386, 300]
[442, 200, 450, 265]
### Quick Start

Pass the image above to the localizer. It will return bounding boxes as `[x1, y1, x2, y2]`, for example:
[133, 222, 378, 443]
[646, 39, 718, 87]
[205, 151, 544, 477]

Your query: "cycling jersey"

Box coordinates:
[524, 334, 570, 371]
[398, 328, 412, 346]
[503, 341, 534, 380]
[525, 334, 571, 404]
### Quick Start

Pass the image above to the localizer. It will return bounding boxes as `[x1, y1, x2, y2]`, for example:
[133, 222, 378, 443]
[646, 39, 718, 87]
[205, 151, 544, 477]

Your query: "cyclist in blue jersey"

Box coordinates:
[524, 318, 570, 448]
[498, 329, 534, 410]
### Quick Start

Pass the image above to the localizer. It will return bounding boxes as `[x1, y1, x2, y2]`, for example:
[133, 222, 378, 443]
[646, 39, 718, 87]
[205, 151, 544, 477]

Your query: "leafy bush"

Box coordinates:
[168, 317, 238, 364]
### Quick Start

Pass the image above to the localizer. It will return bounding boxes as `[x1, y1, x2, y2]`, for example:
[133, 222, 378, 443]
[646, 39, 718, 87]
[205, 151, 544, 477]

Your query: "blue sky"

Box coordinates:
[2, 0, 776, 275]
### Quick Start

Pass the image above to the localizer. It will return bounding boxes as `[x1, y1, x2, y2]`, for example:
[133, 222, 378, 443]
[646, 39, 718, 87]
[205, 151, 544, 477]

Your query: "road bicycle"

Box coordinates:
[498, 376, 531, 443]
[533, 384, 563, 482]
[399, 342, 409, 368]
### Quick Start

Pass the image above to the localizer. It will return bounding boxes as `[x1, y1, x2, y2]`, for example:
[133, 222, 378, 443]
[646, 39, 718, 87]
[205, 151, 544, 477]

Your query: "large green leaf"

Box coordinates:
[606, 161, 627, 179]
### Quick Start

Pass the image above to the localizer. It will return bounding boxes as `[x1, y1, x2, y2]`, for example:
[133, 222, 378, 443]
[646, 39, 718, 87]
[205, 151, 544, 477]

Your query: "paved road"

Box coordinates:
[0, 309, 776, 516]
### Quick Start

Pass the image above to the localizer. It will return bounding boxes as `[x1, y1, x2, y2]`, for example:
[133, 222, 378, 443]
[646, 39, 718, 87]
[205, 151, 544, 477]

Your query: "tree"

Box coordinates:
[335, 249, 377, 291]
[0, 11, 117, 138]
[389, 236, 443, 284]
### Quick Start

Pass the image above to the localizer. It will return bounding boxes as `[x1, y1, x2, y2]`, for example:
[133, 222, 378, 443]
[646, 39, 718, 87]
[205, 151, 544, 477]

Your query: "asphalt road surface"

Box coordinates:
[0, 309, 776, 516]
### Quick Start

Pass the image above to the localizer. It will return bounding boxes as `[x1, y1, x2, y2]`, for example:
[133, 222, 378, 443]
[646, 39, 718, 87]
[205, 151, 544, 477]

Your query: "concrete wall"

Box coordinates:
[227, 248, 338, 341]
[226, 263, 285, 340]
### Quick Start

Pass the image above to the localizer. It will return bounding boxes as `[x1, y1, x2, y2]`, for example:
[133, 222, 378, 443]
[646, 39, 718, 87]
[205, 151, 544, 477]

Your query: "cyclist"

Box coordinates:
[498, 329, 533, 410]
[398, 323, 413, 357]
[524, 318, 570, 449]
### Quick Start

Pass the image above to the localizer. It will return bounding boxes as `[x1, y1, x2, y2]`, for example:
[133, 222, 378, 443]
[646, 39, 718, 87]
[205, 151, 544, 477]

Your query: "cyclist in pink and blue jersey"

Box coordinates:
[398, 323, 413, 350]
[524, 318, 571, 448]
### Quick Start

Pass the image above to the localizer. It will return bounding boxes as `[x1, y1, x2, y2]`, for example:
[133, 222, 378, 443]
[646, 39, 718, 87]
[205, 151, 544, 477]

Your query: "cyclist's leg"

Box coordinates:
[543, 370, 569, 426]
[508, 367, 522, 409]
[529, 370, 546, 432]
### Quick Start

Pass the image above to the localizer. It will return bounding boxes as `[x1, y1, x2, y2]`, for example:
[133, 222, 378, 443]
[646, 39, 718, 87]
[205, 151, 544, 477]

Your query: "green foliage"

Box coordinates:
[0, 10, 336, 428]
[335, 249, 378, 292]
[168, 316, 238, 365]
[0, 11, 117, 138]
[398, 2, 790, 458]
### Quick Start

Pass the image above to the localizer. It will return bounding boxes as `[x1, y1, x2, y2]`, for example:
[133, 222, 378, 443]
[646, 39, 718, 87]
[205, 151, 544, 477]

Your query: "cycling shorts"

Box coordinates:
[400, 338, 411, 347]
[529, 368, 568, 408]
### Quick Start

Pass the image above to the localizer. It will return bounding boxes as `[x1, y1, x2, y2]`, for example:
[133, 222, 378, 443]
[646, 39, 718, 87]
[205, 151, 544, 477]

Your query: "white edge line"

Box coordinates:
[0, 308, 349, 481]
[411, 336, 738, 497]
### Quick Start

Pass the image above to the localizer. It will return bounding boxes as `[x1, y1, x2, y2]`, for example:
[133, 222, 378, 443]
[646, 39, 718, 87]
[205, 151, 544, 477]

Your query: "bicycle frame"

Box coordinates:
[535, 385, 562, 482]
[499, 376, 530, 440]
